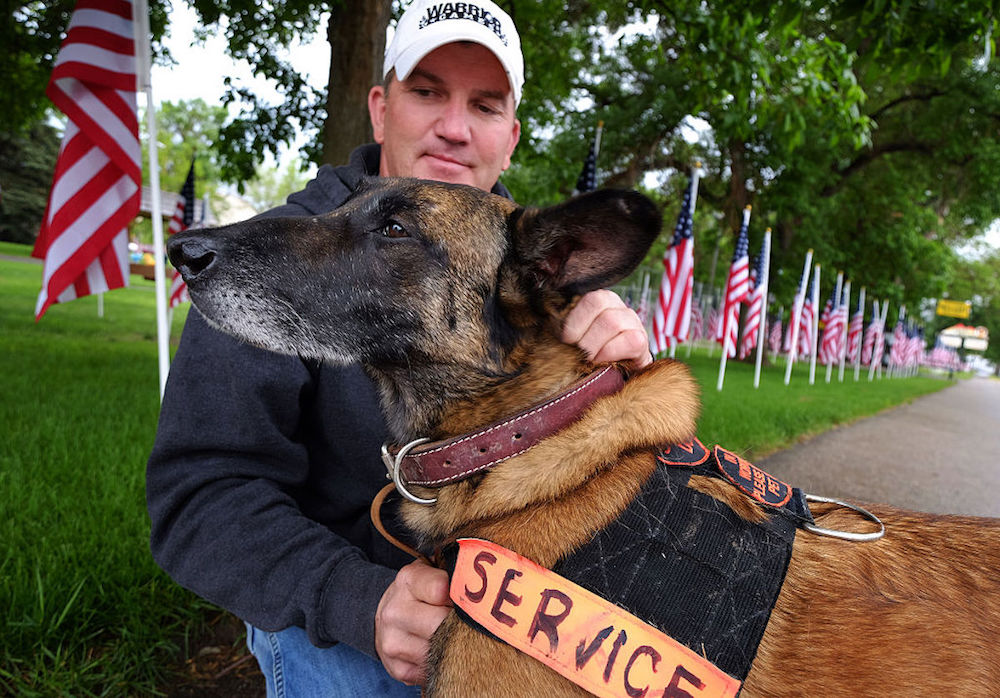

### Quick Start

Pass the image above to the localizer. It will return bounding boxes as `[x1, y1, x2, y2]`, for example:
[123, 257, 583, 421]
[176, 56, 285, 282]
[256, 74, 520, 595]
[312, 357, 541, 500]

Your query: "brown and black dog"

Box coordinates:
[169, 178, 1000, 697]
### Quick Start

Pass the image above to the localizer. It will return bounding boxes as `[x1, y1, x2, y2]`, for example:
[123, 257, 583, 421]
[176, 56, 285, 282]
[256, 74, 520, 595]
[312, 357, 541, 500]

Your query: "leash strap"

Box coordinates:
[369, 483, 431, 566]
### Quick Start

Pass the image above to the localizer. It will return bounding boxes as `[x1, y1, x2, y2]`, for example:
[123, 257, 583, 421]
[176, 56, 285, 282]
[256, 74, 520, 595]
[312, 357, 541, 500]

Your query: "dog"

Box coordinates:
[169, 177, 1000, 697]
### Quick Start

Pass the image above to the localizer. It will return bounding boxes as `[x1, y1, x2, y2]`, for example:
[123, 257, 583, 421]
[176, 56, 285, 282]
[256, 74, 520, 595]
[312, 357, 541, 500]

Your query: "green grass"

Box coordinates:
[0, 241, 35, 258]
[1, 250, 199, 696]
[0, 244, 952, 694]
[679, 348, 949, 458]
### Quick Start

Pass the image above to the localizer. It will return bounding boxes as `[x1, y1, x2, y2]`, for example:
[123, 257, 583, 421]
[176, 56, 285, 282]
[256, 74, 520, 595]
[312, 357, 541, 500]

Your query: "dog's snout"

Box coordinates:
[167, 236, 218, 281]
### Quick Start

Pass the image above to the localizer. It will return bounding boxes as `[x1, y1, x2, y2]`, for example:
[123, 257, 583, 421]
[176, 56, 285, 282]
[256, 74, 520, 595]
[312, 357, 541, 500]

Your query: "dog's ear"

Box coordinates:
[511, 189, 661, 299]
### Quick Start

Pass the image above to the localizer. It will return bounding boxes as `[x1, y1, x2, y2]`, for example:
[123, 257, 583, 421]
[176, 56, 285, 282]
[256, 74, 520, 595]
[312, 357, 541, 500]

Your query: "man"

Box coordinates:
[147, 1, 652, 694]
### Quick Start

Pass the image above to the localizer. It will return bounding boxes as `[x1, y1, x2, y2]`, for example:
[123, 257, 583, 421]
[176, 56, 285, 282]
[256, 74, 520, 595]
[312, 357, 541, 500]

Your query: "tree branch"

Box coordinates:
[821, 140, 937, 197]
[870, 89, 948, 121]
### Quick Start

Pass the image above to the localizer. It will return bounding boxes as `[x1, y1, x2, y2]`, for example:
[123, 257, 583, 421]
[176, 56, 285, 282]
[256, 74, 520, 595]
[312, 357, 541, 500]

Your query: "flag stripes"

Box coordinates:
[652, 170, 700, 353]
[738, 239, 768, 360]
[819, 287, 846, 365]
[717, 207, 751, 358]
[33, 0, 140, 319]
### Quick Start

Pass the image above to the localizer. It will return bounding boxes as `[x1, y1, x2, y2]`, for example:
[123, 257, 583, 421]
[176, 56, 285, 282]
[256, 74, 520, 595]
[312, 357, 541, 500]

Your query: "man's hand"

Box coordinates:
[375, 560, 452, 686]
[562, 289, 653, 369]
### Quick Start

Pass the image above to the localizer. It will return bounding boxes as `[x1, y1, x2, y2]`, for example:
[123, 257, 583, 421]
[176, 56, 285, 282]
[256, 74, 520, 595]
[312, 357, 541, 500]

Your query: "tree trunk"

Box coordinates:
[708, 140, 749, 291]
[323, 0, 391, 166]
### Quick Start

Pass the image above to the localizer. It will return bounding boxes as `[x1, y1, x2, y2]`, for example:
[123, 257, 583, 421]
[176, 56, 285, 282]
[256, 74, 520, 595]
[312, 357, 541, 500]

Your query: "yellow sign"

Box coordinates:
[936, 299, 971, 319]
[451, 538, 741, 698]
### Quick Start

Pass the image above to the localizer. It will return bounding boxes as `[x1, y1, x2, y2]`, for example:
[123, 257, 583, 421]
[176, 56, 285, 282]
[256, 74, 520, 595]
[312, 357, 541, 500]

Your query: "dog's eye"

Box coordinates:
[379, 221, 409, 239]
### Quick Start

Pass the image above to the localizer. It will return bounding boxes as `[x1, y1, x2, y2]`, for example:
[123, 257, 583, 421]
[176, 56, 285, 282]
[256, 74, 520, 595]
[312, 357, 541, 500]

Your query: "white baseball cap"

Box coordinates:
[383, 0, 524, 106]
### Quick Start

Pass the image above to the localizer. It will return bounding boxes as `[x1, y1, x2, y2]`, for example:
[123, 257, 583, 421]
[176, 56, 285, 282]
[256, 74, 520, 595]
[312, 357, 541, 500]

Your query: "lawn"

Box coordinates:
[0, 246, 951, 695]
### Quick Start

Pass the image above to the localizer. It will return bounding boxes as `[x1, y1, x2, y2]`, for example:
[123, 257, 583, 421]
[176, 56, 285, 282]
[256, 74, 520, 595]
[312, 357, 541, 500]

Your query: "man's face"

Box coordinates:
[369, 42, 521, 192]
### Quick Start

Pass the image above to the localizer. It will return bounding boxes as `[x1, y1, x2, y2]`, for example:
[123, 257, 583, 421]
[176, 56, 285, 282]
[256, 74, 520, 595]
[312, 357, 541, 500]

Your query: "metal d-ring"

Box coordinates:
[382, 437, 437, 506]
[801, 493, 886, 542]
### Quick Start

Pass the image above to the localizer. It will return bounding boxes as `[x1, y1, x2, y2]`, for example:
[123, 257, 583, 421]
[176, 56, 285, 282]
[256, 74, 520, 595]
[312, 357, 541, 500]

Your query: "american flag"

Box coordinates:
[636, 283, 651, 328]
[861, 303, 881, 365]
[783, 282, 804, 353]
[652, 172, 699, 353]
[716, 207, 751, 358]
[846, 296, 865, 363]
[817, 287, 837, 364]
[904, 325, 925, 368]
[706, 304, 721, 341]
[768, 312, 783, 355]
[798, 278, 816, 358]
[925, 339, 961, 371]
[871, 312, 888, 368]
[738, 241, 769, 360]
[889, 320, 907, 367]
[689, 300, 705, 341]
[32, 0, 141, 319]
[819, 287, 847, 365]
[167, 162, 197, 308]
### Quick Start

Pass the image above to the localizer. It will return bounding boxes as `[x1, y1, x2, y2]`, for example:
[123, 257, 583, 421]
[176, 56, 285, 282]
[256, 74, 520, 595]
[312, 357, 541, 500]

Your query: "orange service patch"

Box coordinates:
[714, 446, 792, 508]
[450, 538, 742, 698]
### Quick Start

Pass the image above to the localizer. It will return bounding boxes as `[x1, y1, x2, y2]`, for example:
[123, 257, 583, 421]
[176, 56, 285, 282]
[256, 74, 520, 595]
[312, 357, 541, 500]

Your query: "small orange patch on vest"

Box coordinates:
[656, 437, 710, 467]
[451, 538, 741, 698]
[714, 446, 792, 508]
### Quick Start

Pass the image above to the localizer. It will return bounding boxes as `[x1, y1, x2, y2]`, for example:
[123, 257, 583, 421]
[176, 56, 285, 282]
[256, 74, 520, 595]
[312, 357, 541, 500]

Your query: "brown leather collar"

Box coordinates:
[385, 365, 626, 490]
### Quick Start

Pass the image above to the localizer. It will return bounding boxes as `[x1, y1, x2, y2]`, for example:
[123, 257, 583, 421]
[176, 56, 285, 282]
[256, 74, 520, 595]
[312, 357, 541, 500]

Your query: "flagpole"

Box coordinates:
[784, 249, 813, 385]
[774, 304, 783, 361]
[879, 301, 889, 378]
[868, 299, 880, 382]
[717, 205, 751, 391]
[808, 264, 821, 385]
[686, 280, 701, 359]
[889, 305, 906, 378]
[838, 280, 851, 382]
[753, 228, 771, 389]
[853, 286, 866, 381]
[134, 0, 170, 399]
[825, 271, 843, 383]
[669, 164, 702, 358]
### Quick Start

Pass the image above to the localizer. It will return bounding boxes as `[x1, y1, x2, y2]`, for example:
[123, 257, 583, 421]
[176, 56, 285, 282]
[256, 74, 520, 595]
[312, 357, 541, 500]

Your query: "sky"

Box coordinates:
[149, 4, 332, 165]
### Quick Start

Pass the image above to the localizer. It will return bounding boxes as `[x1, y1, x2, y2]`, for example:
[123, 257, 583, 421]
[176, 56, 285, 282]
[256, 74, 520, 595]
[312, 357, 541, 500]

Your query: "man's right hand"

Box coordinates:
[375, 559, 452, 685]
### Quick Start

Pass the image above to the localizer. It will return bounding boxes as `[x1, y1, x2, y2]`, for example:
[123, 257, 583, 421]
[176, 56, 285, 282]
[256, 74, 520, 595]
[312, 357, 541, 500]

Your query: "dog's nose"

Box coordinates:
[167, 235, 217, 281]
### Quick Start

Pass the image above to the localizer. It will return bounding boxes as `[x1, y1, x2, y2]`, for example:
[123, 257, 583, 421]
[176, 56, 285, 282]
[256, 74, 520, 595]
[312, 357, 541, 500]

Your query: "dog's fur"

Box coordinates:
[170, 177, 1000, 697]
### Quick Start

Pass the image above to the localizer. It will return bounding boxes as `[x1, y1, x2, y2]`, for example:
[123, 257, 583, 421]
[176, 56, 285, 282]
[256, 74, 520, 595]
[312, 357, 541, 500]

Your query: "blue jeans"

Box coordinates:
[245, 622, 421, 697]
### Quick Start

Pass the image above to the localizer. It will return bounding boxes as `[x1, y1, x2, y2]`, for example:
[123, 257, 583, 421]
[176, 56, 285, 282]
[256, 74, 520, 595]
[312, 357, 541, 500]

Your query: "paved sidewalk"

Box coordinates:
[758, 377, 1000, 518]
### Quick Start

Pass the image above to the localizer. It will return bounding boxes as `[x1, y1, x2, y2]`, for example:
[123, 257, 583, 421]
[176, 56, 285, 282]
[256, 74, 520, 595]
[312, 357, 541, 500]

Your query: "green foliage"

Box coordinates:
[504, 0, 1000, 317]
[186, 0, 330, 183]
[0, 121, 61, 244]
[142, 99, 230, 194]
[939, 249, 1000, 366]
[1, 1, 171, 135]
[241, 157, 314, 211]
